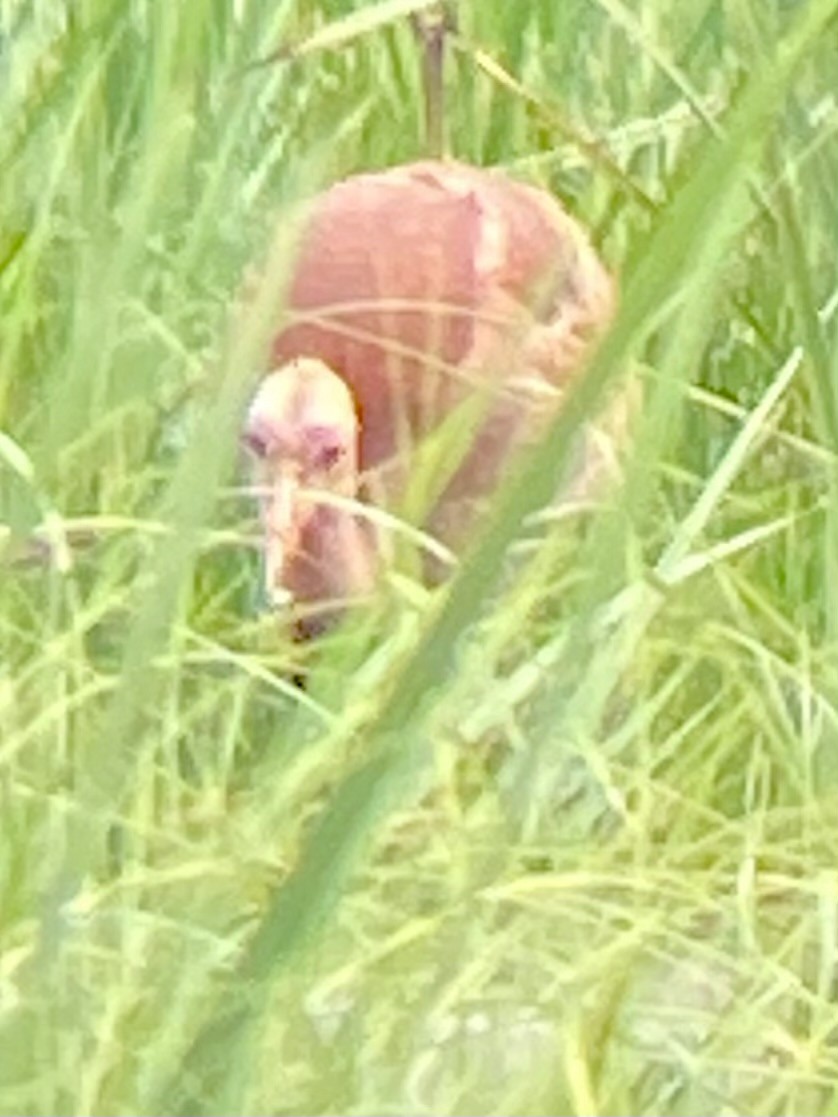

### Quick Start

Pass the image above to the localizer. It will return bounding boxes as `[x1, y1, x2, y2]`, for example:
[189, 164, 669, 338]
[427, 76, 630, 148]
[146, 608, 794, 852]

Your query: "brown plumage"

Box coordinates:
[244, 159, 621, 631]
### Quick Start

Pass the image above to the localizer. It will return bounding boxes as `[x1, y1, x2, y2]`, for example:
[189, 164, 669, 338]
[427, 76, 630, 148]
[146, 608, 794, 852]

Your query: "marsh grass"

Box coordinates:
[2, 0, 838, 1113]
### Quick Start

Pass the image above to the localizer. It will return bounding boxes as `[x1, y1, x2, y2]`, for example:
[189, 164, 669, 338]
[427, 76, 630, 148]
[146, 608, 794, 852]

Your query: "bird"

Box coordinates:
[242, 159, 623, 636]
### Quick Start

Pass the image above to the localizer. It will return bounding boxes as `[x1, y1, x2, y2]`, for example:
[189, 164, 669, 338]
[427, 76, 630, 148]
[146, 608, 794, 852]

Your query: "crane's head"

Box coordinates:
[243, 358, 376, 617]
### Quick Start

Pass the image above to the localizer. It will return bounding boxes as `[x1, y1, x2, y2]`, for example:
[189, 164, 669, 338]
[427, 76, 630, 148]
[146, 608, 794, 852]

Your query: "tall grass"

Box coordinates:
[2, 0, 838, 1113]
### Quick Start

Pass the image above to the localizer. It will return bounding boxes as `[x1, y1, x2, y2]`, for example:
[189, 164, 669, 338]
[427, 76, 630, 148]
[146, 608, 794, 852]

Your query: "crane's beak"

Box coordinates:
[259, 465, 302, 610]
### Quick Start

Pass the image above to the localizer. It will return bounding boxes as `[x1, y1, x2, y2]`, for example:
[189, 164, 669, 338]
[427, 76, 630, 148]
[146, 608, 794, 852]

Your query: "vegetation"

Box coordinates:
[2, 0, 838, 1112]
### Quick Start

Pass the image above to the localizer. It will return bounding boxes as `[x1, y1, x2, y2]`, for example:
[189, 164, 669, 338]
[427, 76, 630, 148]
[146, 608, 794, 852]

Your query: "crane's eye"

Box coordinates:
[307, 425, 348, 471]
[314, 442, 346, 470]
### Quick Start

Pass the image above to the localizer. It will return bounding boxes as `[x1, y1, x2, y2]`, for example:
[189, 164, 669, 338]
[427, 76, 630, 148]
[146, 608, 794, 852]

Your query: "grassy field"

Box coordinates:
[3, 0, 838, 1113]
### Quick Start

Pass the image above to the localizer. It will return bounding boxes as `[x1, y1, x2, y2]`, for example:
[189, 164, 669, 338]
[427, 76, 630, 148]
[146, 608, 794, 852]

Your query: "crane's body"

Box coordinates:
[244, 160, 619, 630]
